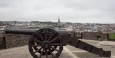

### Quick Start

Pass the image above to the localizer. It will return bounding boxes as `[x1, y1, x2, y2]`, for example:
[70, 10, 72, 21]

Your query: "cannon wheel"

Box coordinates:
[28, 28, 63, 58]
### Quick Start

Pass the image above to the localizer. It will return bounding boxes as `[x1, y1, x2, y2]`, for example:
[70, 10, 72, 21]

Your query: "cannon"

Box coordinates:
[5, 28, 111, 58]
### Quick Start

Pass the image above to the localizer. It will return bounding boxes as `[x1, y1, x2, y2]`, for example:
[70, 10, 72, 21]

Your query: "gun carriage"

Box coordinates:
[5, 28, 111, 58]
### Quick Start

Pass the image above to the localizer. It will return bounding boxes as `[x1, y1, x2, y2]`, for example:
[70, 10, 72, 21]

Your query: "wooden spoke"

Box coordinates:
[34, 38, 42, 44]
[50, 37, 58, 43]
[48, 48, 54, 57]
[51, 47, 59, 51]
[45, 34, 47, 41]
[39, 49, 44, 58]
[38, 33, 44, 41]
[48, 33, 53, 41]
[32, 45, 38, 47]
[35, 35, 43, 42]
[45, 49, 48, 58]
[34, 47, 43, 53]
[51, 43, 60, 46]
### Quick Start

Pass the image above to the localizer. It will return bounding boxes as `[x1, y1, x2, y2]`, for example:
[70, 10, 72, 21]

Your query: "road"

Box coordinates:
[0, 39, 114, 58]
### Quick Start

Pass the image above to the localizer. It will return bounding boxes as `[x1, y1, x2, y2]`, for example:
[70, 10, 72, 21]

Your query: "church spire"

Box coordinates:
[57, 16, 61, 30]
[58, 16, 61, 25]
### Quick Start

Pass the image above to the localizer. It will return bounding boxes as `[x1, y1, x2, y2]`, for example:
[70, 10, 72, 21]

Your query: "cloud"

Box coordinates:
[0, 0, 115, 23]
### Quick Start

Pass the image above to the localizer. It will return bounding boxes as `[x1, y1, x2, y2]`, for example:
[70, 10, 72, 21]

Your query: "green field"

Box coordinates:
[109, 33, 115, 39]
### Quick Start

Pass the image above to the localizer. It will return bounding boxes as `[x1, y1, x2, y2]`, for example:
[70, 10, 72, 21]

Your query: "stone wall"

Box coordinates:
[0, 36, 3, 49]
[4, 34, 31, 48]
[82, 32, 108, 40]
[0, 34, 6, 49]
[0, 31, 110, 49]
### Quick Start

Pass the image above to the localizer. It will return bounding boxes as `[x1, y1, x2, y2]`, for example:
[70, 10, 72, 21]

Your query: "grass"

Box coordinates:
[109, 33, 115, 39]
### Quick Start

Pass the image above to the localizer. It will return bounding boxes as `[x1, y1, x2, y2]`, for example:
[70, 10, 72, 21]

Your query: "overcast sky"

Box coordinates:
[0, 0, 115, 23]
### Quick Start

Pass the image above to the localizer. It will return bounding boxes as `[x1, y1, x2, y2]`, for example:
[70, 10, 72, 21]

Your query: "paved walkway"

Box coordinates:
[0, 39, 114, 58]
[0, 46, 32, 58]
[0, 45, 81, 58]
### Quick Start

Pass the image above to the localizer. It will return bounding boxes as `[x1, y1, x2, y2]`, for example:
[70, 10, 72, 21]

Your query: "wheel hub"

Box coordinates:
[42, 41, 51, 49]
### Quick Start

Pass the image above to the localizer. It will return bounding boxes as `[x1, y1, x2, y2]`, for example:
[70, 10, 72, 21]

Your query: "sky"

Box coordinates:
[0, 0, 115, 23]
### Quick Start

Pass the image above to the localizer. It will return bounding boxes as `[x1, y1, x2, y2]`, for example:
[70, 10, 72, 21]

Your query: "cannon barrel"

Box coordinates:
[5, 29, 37, 35]
[5, 29, 70, 35]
